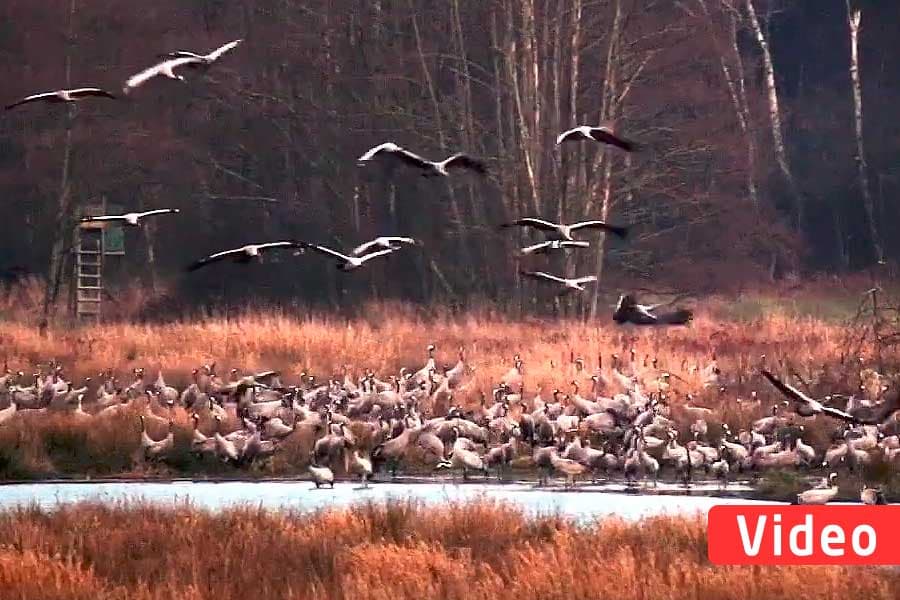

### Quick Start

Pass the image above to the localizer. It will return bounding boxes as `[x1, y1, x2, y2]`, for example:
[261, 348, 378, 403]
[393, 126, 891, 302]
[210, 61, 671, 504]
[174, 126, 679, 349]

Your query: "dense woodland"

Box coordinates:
[0, 1, 897, 320]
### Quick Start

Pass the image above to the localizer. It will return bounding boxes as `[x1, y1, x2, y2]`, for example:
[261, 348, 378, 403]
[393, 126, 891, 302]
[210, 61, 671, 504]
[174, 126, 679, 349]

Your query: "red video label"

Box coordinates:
[707, 505, 900, 565]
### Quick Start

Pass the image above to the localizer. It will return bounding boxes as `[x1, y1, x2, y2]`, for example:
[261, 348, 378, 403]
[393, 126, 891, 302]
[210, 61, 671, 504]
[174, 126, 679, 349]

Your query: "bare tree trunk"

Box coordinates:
[696, 0, 759, 209]
[39, 0, 78, 335]
[142, 198, 160, 296]
[846, 2, 883, 264]
[589, 157, 615, 320]
[507, 3, 541, 216]
[451, 0, 488, 294]
[744, 0, 805, 229]
[410, 5, 472, 277]
[522, 0, 542, 203]
[562, 0, 584, 317]
[589, 0, 624, 319]
[492, 3, 524, 315]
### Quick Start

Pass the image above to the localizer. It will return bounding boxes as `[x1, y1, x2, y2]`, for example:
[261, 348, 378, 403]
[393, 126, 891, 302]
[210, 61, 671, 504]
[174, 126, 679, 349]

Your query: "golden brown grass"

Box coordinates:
[0, 303, 857, 390]
[0, 501, 895, 599]
[0, 295, 891, 479]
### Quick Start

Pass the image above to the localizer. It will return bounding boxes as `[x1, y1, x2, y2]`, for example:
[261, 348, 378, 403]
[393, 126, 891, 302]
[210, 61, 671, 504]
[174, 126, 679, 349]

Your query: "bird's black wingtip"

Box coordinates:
[611, 225, 629, 239]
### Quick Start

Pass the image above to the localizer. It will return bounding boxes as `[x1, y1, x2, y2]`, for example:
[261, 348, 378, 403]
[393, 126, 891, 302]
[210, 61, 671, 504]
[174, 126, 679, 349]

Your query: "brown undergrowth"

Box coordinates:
[0, 501, 895, 600]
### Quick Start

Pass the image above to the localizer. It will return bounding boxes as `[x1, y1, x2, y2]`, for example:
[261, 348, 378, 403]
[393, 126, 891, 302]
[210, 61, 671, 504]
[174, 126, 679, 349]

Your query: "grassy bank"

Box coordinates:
[0, 501, 896, 600]
[0, 294, 895, 484]
[0, 302, 864, 390]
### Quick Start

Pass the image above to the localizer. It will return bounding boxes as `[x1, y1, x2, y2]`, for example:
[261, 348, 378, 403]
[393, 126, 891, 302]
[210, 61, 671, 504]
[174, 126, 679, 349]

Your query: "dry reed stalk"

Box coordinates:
[0, 501, 894, 600]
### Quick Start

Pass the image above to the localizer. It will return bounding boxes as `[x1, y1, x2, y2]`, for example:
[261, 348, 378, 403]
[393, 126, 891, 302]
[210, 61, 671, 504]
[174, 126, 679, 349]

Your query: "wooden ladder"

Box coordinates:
[75, 223, 104, 323]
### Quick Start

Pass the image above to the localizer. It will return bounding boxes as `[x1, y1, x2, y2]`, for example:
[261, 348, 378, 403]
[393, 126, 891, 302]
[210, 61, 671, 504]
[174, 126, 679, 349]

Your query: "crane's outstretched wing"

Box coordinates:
[521, 270, 567, 285]
[351, 237, 416, 256]
[520, 241, 552, 255]
[124, 57, 202, 93]
[761, 370, 816, 405]
[351, 240, 381, 256]
[556, 127, 589, 144]
[523, 240, 591, 254]
[443, 153, 488, 175]
[160, 51, 204, 59]
[588, 127, 639, 152]
[386, 146, 433, 170]
[69, 88, 117, 101]
[572, 276, 599, 286]
[762, 370, 857, 423]
[500, 218, 559, 233]
[5, 92, 59, 110]
[136, 208, 180, 219]
[356, 248, 396, 263]
[187, 248, 246, 271]
[80, 214, 127, 223]
[568, 220, 628, 239]
[207, 39, 243, 62]
[255, 241, 304, 251]
[302, 243, 352, 262]
[358, 142, 432, 170]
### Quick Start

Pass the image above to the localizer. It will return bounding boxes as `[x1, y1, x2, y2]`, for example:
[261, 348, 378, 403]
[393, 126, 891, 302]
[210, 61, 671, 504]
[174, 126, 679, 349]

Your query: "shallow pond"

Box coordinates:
[0, 479, 783, 520]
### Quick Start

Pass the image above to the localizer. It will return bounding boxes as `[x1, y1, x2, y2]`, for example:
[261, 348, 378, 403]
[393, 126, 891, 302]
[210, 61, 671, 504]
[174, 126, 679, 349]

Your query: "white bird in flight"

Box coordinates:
[556, 123, 638, 152]
[5, 88, 116, 110]
[159, 39, 243, 65]
[80, 208, 180, 227]
[519, 240, 590, 256]
[122, 57, 204, 94]
[501, 217, 628, 241]
[187, 241, 305, 271]
[350, 236, 419, 257]
[358, 142, 487, 177]
[520, 271, 599, 295]
[301, 243, 398, 272]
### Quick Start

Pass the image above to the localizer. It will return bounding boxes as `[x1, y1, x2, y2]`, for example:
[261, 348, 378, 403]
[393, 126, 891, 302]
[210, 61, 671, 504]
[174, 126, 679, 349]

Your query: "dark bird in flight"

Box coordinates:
[351, 236, 419, 257]
[556, 123, 639, 152]
[764, 370, 900, 426]
[5, 88, 116, 110]
[761, 370, 859, 422]
[187, 241, 305, 271]
[612, 294, 693, 326]
[520, 271, 598, 295]
[159, 39, 243, 65]
[80, 208, 179, 227]
[501, 217, 627, 241]
[358, 142, 487, 177]
[302, 243, 397, 272]
[519, 240, 590, 256]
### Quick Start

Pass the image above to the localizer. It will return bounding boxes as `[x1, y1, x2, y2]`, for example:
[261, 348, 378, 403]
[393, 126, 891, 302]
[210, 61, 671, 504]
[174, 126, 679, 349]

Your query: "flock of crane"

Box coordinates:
[0, 343, 898, 504]
[5, 38, 693, 321]
[4, 40, 898, 505]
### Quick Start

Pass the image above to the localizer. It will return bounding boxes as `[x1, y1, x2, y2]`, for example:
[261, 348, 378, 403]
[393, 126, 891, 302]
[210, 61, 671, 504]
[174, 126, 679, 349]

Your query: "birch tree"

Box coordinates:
[744, 0, 805, 229]
[845, 1, 883, 264]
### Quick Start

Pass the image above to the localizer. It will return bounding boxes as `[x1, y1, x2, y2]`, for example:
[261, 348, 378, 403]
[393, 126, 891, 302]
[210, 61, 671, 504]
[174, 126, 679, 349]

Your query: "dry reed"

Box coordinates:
[0, 501, 895, 600]
[0, 298, 893, 479]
